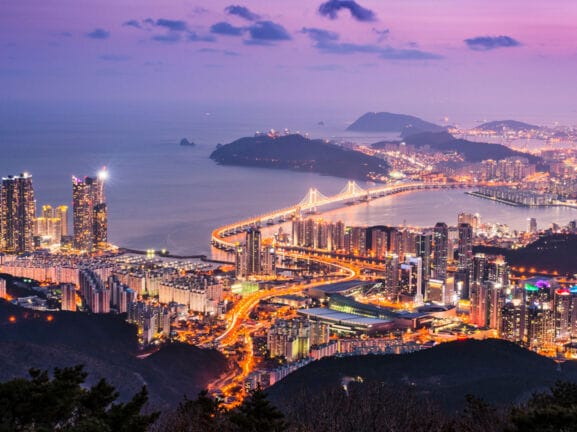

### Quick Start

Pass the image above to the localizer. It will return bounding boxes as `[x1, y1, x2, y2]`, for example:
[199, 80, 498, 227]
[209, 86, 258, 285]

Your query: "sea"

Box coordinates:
[0, 101, 575, 257]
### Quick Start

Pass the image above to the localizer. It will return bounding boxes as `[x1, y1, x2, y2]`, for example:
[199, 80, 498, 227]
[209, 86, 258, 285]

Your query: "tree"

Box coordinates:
[508, 381, 577, 432]
[158, 389, 230, 432]
[0, 365, 158, 432]
[229, 387, 287, 432]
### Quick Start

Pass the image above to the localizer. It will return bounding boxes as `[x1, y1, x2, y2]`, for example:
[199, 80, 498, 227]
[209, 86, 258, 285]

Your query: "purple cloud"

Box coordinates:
[303, 28, 441, 60]
[123, 20, 141, 29]
[152, 33, 181, 43]
[188, 32, 216, 42]
[247, 21, 291, 42]
[301, 27, 339, 43]
[318, 0, 376, 22]
[155, 19, 188, 32]
[225, 5, 260, 21]
[464, 35, 521, 51]
[86, 28, 110, 39]
[210, 22, 244, 36]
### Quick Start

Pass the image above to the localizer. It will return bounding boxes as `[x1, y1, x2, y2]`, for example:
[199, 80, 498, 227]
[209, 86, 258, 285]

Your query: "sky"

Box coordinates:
[2, 0, 577, 125]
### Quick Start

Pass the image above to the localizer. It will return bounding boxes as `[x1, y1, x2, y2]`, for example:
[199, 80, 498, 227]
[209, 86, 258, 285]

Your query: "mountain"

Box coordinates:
[0, 300, 229, 408]
[268, 339, 577, 411]
[476, 120, 540, 132]
[474, 233, 577, 276]
[210, 133, 389, 182]
[346, 112, 445, 137]
[403, 131, 541, 163]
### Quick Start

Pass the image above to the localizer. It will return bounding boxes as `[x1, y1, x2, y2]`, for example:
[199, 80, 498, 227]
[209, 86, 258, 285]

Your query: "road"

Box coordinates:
[208, 253, 358, 406]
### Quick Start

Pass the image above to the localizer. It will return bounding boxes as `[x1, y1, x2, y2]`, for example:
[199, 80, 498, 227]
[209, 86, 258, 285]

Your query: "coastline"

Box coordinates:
[466, 191, 577, 210]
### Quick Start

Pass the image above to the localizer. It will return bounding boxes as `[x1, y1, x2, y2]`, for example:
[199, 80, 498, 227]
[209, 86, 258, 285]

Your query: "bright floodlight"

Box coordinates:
[97, 168, 108, 181]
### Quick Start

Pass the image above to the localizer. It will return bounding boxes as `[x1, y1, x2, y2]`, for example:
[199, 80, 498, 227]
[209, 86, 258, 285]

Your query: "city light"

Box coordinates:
[97, 167, 108, 181]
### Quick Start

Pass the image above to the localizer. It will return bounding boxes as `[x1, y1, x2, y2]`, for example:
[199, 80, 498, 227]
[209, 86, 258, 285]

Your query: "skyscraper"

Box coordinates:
[0, 173, 36, 253]
[245, 227, 262, 276]
[457, 223, 473, 299]
[72, 170, 107, 251]
[432, 222, 448, 280]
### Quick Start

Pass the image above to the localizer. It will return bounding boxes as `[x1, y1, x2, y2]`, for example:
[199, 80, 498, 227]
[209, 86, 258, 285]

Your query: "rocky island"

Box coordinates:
[180, 138, 196, 146]
[210, 133, 389, 182]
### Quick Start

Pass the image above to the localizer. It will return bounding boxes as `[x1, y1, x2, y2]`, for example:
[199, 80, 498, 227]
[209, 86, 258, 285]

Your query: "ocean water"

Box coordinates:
[0, 101, 575, 256]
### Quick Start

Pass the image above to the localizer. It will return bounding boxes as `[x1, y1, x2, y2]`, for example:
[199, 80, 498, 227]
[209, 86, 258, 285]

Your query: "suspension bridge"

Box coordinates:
[211, 180, 473, 251]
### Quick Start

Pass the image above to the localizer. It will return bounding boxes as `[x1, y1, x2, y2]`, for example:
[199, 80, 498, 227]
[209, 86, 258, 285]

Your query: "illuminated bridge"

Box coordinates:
[211, 180, 475, 251]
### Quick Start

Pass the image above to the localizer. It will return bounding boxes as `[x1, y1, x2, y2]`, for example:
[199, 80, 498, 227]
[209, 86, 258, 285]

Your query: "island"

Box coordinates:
[209, 133, 389, 182]
[346, 112, 445, 137]
[180, 138, 196, 146]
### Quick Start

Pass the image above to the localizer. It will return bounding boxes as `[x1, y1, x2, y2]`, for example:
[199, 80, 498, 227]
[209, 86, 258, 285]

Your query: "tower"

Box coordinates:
[0, 173, 36, 253]
[245, 227, 261, 276]
[72, 170, 107, 252]
[432, 222, 448, 280]
[457, 223, 473, 299]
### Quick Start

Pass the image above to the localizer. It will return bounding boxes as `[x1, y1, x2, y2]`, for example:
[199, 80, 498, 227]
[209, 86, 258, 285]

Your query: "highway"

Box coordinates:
[208, 253, 358, 406]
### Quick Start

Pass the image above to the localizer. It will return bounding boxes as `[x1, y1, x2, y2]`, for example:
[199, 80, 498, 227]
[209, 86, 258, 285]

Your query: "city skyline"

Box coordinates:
[2, 1, 577, 123]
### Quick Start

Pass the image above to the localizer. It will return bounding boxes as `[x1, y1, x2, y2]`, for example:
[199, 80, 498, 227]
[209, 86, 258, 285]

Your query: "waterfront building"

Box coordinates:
[458, 213, 480, 231]
[35, 204, 68, 245]
[1, 173, 35, 253]
[72, 172, 107, 252]
[370, 228, 387, 258]
[528, 217, 538, 234]
[245, 228, 261, 276]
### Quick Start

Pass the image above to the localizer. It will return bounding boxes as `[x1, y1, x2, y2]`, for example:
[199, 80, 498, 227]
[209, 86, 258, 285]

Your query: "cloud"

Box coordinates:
[198, 48, 240, 56]
[155, 19, 188, 32]
[303, 28, 441, 60]
[55, 31, 73, 38]
[99, 54, 130, 61]
[210, 22, 244, 36]
[123, 20, 141, 29]
[152, 33, 182, 43]
[188, 32, 216, 42]
[318, 0, 376, 22]
[301, 27, 339, 43]
[464, 35, 521, 51]
[225, 5, 260, 21]
[247, 21, 291, 42]
[86, 28, 110, 39]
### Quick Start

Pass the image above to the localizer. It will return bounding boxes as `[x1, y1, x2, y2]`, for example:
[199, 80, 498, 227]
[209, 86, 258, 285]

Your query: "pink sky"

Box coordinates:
[2, 0, 577, 124]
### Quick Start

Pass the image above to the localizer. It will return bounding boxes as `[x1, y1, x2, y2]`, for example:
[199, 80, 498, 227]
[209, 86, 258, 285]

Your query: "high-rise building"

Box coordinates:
[432, 222, 448, 280]
[60, 283, 77, 312]
[56, 205, 68, 237]
[528, 217, 537, 234]
[1, 173, 36, 253]
[72, 171, 107, 251]
[245, 228, 261, 276]
[415, 232, 432, 294]
[34, 204, 68, 245]
[0, 277, 6, 300]
[457, 223, 474, 299]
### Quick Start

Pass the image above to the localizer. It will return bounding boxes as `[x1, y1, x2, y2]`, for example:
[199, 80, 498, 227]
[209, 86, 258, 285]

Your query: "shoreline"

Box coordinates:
[466, 191, 577, 210]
